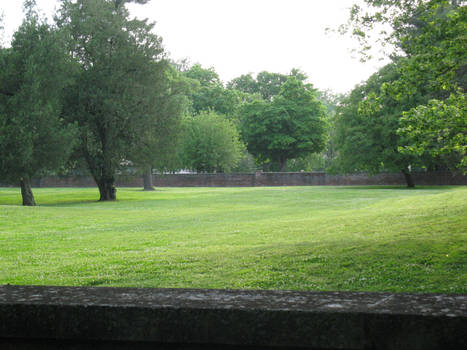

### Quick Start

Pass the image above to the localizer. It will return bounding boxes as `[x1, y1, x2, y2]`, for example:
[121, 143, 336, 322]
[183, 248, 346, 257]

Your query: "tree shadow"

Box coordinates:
[41, 200, 100, 207]
[334, 185, 456, 191]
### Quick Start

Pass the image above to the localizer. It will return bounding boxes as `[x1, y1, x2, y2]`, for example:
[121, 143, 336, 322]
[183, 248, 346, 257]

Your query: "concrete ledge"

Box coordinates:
[0, 285, 466, 349]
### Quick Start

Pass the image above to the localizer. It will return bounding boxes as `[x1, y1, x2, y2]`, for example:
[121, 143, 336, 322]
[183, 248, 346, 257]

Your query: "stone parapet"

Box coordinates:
[0, 285, 466, 349]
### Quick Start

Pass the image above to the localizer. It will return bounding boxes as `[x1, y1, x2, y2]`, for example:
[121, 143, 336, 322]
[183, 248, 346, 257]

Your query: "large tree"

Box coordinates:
[395, 2, 467, 172]
[344, 0, 466, 173]
[241, 77, 327, 171]
[129, 64, 191, 190]
[333, 63, 425, 187]
[0, 4, 75, 206]
[57, 0, 167, 200]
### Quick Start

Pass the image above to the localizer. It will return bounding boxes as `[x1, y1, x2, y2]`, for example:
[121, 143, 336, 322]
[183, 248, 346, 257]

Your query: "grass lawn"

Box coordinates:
[0, 186, 466, 293]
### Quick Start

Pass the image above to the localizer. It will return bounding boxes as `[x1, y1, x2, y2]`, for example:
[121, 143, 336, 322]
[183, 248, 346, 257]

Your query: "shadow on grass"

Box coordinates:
[84, 278, 124, 287]
[41, 200, 100, 207]
[335, 185, 456, 191]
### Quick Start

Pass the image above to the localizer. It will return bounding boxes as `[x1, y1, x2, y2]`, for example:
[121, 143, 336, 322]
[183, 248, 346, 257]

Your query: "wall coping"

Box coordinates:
[1, 285, 466, 349]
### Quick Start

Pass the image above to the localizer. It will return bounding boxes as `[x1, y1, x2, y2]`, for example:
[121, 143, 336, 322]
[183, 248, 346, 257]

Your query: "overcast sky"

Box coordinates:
[1, 0, 388, 94]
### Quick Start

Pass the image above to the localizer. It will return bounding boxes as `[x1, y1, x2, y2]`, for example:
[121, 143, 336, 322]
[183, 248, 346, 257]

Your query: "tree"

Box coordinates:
[180, 111, 245, 173]
[226, 73, 257, 95]
[57, 0, 167, 200]
[0, 3, 75, 206]
[241, 77, 328, 171]
[183, 64, 221, 87]
[399, 91, 467, 172]
[344, 0, 466, 173]
[310, 90, 345, 170]
[182, 64, 248, 118]
[129, 64, 192, 190]
[190, 83, 244, 117]
[285, 90, 344, 172]
[333, 63, 425, 187]
[228, 69, 307, 101]
[394, 2, 467, 172]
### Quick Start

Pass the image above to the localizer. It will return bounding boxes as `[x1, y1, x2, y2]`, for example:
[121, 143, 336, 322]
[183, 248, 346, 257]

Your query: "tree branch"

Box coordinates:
[0, 89, 14, 97]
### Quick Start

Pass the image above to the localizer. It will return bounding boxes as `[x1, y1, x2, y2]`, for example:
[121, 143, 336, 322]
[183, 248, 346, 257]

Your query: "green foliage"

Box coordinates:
[286, 154, 326, 172]
[129, 64, 192, 173]
[393, 2, 467, 172]
[191, 83, 244, 117]
[0, 8, 76, 204]
[241, 77, 328, 171]
[399, 91, 467, 172]
[231, 150, 258, 173]
[317, 90, 344, 116]
[345, 0, 466, 173]
[333, 63, 423, 175]
[1, 186, 466, 293]
[57, 0, 167, 200]
[312, 90, 345, 170]
[228, 69, 307, 101]
[183, 64, 221, 87]
[182, 64, 257, 119]
[180, 111, 245, 173]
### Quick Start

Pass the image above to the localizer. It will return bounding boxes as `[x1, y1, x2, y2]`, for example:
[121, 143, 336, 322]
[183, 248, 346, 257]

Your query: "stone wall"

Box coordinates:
[153, 171, 467, 187]
[0, 285, 465, 350]
[31, 175, 144, 188]
[2, 171, 465, 188]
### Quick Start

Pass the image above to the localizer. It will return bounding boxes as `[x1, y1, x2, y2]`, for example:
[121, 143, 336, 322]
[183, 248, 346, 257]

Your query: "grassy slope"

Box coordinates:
[0, 186, 465, 293]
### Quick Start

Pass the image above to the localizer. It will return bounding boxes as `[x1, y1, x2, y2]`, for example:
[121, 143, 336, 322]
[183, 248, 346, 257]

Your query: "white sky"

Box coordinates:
[0, 0, 389, 94]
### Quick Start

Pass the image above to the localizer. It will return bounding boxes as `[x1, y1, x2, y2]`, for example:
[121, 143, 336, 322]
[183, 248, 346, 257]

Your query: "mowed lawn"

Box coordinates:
[0, 186, 466, 293]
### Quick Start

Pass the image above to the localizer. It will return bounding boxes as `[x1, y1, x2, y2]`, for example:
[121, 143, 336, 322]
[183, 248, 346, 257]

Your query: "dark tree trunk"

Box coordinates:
[97, 178, 117, 201]
[20, 176, 36, 206]
[279, 158, 287, 172]
[81, 132, 117, 201]
[143, 168, 155, 191]
[402, 169, 415, 188]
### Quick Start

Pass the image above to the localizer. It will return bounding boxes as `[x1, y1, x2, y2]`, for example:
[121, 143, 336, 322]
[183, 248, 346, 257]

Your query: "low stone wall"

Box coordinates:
[2, 171, 464, 188]
[32, 175, 144, 188]
[0, 285, 465, 350]
[154, 173, 255, 187]
[153, 171, 467, 187]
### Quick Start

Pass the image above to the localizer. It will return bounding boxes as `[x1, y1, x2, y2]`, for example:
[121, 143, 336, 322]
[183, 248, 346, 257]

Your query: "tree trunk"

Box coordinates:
[143, 168, 155, 191]
[20, 176, 36, 206]
[97, 178, 117, 201]
[402, 169, 415, 188]
[279, 158, 287, 172]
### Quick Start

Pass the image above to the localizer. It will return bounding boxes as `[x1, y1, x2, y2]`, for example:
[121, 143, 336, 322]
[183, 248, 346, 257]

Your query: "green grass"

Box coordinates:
[1, 186, 466, 293]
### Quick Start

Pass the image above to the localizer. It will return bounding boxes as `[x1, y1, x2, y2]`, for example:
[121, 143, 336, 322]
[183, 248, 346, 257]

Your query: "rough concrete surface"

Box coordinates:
[0, 285, 466, 349]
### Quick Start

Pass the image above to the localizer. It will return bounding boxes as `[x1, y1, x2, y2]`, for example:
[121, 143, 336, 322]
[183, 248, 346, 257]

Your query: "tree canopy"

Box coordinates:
[0, 5, 75, 205]
[180, 111, 245, 173]
[241, 77, 328, 171]
[344, 0, 466, 174]
[57, 0, 168, 200]
[333, 63, 425, 186]
[129, 64, 192, 190]
[228, 69, 307, 101]
[181, 64, 256, 119]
